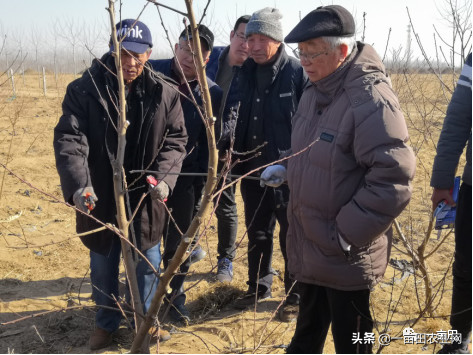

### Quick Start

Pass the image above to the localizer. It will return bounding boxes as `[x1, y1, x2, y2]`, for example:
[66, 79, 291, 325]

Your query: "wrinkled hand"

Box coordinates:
[150, 180, 169, 202]
[260, 165, 287, 188]
[73, 187, 98, 213]
[431, 188, 455, 210]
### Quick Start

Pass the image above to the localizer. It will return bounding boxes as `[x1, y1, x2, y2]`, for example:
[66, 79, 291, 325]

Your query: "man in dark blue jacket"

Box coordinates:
[149, 24, 222, 325]
[205, 14, 250, 283]
[232, 8, 308, 322]
[431, 53, 472, 354]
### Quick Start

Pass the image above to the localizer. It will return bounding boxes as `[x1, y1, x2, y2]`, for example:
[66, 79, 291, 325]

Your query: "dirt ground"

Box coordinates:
[0, 73, 462, 354]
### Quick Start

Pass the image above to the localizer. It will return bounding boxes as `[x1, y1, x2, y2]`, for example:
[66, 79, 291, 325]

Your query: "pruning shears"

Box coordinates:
[146, 175, 158, 188]
[84, 192, 96, 211]
[146, 175, 167, 202]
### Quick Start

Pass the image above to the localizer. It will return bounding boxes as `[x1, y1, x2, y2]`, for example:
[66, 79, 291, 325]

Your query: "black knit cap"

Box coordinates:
[285, 5, 355, 43]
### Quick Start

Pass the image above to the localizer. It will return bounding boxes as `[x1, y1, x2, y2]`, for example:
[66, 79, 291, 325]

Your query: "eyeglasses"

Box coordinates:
[234, 32, 247, 43]
[293, 48, 328, 62]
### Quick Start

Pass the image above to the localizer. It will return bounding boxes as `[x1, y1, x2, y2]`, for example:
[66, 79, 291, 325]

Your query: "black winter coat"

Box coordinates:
[149, 58, 223, 173]
[233, 44, 308, 175]
[54, 53, 188, 255]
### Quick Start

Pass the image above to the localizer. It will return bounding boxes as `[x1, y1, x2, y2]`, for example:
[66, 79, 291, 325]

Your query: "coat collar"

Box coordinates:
[242, 43, 288, 84]
[309, 43, 359, 108]
[82, 52, 160, 108]
[218, 45, 231, 68]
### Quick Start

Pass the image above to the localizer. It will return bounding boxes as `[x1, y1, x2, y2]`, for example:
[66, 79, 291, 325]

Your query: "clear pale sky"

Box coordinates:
[0, 0, 465, 61]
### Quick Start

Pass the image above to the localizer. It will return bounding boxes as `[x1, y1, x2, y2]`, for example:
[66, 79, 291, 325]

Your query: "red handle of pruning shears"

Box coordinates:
[84, 192, 95, 211]
[146, 175, 158, 187]
[146, 175, 167, 202]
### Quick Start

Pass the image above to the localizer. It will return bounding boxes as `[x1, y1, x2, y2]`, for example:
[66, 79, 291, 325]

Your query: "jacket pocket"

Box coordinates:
[308, 128, 336, 171]
[312, 220, 345, 257]
[336, 230, 354, 262]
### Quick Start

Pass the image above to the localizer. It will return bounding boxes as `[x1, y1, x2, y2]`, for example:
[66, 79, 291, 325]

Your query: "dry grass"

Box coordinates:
[0, 71, 462, 353]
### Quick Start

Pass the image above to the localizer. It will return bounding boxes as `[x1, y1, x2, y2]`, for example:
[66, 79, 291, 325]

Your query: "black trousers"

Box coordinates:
[190, 162, 238, 261]
[215, 161, 238, 261]
[240, 179, 297, 297]
[287, 282, 373, 354]
[451, 183, 472, 342]
[162, 175, 203, 306]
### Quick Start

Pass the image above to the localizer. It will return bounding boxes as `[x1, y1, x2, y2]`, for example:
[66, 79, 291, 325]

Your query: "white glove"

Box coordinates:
[150, 180, 169, 201]
[260, 165, 287, 188]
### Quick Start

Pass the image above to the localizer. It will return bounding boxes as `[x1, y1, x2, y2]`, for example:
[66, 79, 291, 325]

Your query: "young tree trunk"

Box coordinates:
[130, 0, 219, 352]
[106, 0, 144, 333]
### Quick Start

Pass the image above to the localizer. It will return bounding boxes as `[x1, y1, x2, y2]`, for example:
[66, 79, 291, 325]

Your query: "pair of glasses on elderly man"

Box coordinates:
[234, 31, 329, 63]
[292, 48, 328, 62]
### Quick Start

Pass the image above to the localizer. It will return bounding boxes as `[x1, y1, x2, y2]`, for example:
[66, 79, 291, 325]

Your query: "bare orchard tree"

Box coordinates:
[385, 0, 471, 325]
[29, 26, 42, 87]
[80, 19, 109, 65]
[434, 0, 472, 75]
[96, 0, 218, 352]
[54, 18, 81, 77]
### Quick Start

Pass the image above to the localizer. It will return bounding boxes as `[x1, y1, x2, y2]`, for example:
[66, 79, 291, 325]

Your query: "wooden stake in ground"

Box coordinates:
[9, 68, 15, 96]
[42, 67, 46, 96]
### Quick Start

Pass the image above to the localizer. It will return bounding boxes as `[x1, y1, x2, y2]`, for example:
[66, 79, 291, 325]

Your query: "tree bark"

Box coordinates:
[130, 0, 218, 352]
[107, 0, 144, 334]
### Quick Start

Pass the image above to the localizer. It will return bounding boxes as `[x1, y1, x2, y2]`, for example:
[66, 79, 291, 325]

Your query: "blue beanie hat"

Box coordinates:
[245, 7, 283, 42]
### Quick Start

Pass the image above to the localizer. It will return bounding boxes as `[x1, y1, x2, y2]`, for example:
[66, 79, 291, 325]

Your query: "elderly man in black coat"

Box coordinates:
[53, 19, 187, 350]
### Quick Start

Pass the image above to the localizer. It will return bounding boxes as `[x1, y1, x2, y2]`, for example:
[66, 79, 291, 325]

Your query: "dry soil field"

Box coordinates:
[0, 71, 464, 354]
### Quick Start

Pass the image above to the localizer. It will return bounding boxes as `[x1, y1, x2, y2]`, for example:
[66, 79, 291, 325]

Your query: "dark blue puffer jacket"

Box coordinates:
[207, 46, 242, 151]
[149, 58, 222, 172]
[431, 53, 472, 188]
[233, 44, 309, 175]
[206, 46, 226, 80]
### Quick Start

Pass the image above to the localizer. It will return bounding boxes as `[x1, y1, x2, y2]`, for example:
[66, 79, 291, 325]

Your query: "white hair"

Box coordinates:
[321, 36, 356, 56]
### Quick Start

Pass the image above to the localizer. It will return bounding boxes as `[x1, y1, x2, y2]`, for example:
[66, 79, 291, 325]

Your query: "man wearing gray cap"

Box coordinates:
[54, 19, 187, 349]
[260, 5, 416, 353]
[232, 7, 308, 322]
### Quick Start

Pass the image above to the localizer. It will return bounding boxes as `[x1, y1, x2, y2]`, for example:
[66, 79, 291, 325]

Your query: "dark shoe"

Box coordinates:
[89, 328, 112, 350]
[188, 246, 206, 265]
[278, 301, 299, 322]
[216, 257, 233, 283]
[234, 288, 271, 310]
[149, 327, 171, 342]
[169, 303, 191, 325]
[437, 343, 470, 354]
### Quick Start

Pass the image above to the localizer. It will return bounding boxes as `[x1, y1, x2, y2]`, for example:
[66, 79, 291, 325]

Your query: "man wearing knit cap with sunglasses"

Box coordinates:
[232, 7, 308, 322]
[260, 5, 416, 353]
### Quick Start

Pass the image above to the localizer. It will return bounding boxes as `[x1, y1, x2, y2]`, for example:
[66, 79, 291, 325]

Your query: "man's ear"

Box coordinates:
[146, 49, 152, 60]
[174, 43, 179, 52]
[339, 43, 349, 60]
[230, 30, 235, 41]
